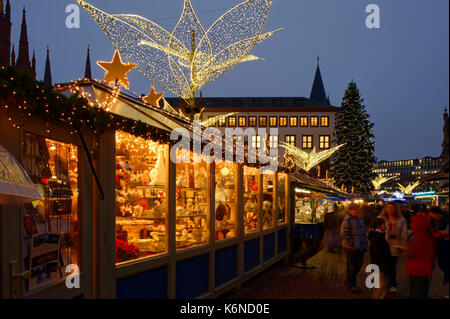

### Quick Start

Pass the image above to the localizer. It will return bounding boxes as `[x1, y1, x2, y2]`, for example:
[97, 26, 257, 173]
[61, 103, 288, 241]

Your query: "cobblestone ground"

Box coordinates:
[224, 248, 449, 299]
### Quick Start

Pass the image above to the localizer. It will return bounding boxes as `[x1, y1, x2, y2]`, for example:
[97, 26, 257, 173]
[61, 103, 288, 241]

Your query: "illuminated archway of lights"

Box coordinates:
[280, 143, 345, 173]
[76, 0, 281, 106]
[372, 174, 396, 190]
[397, 181, 421, 195]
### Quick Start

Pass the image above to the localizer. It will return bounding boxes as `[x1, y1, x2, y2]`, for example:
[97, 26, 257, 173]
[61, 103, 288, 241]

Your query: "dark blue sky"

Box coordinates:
[8, 0, 449, 161]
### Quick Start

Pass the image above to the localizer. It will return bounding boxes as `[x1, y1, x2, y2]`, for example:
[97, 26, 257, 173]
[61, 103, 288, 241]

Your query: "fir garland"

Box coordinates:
[0, 66, 171, 143]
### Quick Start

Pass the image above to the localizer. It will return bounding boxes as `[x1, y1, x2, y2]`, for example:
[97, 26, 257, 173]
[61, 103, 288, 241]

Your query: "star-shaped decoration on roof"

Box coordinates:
[142, 85, 164, 107]
[97, 49, 136, 89]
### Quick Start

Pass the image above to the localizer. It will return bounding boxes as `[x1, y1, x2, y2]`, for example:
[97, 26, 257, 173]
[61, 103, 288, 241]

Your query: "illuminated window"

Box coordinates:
[244, 166, 260, 234]
[279, 116, 287, 127]
[310, 117, 319, 127]
[228, 116, 236, 127]
[319, 135, 330, 149]
[249, 116, 257, 127]
[215, 162, 237, 241]
[302, 135, 313, 149]
[259, 116, 267, 127]
[300, 116, 308, 127]
[285, 135, 296, 146]
[238, 116, 247, 127]
[289, 116, 298, 127]
[262, 173, 275, 229]
[321, 116, 329, 127]
[218, 117, 226, 127]
[208, 116, 216, 127]
[269, 116, 277, 127]
[269, 135, 278, 148]
[252, 135, 261, 149]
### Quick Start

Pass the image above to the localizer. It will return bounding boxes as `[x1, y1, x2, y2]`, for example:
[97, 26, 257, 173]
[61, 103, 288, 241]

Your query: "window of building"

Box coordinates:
[319, 135, 330, 149]
[228, 116, 236, 127]
[269, 135, 278, 148]
[321, 116, 329, 127]
[244, 166, 259, 234]
[215, 162, 237, 241]
[251, 135, 261, 149]
[218, 117, 226, 127]
[208, 116, 216, 127]
[300, 116, 308, 127]
[249, 116, 257, 127]
[289, 116, 298, 127]
[238, 116, 247, 127]
[269, 116, 277, 127]
[310, 117, 319, 127]
[302, 135, 313, 149]
[114, 131, 169, 263]
[259, 116, 267, 127]
[22, 133, 80, 290]
[279, 116, 287, 127]
[285, 135, 296, 146]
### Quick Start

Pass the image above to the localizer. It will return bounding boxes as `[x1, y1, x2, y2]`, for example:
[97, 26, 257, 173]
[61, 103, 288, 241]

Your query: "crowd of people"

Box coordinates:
[322, 201, 449, 299]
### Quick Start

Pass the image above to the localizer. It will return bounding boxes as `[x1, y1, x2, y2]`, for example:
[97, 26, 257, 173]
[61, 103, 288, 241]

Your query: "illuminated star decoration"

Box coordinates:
[397, 181, 421, 195]
[97, 50, 136, 89]
[280, 143, 345, 173]
[143, 85, 164, 107]
[372, 174, 396, 190]
[76, 0, 281, 105]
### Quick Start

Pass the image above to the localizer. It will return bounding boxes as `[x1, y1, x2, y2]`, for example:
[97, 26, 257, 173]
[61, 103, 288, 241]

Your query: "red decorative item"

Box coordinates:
[252, 183, 258, 191]
[115, 239, 140, 263]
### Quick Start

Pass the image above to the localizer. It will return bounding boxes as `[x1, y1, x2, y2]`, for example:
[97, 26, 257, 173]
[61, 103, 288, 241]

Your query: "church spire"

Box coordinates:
[44, 47, 52, 86]
[16, 7, 35, 77]
[10, 44, 15, 67]
[309, 55, 328, 104]
[84, 45, 92, 79]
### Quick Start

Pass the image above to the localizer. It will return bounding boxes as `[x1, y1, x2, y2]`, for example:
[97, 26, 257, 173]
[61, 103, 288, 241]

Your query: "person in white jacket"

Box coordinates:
[378, 202, 408, 293]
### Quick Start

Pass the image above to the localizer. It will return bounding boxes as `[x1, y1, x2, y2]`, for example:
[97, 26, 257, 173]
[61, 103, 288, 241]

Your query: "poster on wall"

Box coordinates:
[28, 233, 61, 290]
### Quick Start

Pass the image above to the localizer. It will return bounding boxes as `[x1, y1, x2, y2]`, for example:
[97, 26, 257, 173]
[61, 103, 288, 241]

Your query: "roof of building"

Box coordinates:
[310, 62, 328, 105]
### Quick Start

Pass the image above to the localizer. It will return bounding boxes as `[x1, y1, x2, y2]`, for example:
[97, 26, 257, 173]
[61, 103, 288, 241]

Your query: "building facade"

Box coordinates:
[167, 61, 339, 177]
[373, 157, 443, 193]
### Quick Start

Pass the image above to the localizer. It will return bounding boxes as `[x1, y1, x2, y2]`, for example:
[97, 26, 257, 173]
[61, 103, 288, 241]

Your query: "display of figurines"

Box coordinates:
[149, 145, 168, 186]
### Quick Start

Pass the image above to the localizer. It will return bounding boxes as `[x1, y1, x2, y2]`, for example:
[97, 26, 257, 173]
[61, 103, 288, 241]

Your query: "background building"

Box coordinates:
[167, 59, 339, 178]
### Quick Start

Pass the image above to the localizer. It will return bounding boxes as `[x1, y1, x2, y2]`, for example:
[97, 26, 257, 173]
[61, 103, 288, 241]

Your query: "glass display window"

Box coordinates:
[21, 133, 79, 291]
[214, 162, 237, 241]
[294, 195, 326, 223]
[115, 131, 169, 264]
[175, 153, 210, 250]
[243, 166, 260, 234]
[277, 173, 287, 224]
[262, 172, 275, 229]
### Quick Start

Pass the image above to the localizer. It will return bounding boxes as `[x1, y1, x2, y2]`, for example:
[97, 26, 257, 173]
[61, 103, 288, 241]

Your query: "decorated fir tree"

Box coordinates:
[330, 81, 376, 194]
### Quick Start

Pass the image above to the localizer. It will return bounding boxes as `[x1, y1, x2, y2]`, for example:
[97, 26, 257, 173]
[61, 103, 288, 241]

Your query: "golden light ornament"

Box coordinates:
[76, 0, 281, 106]
[142, 85, 164, 107]
[280, 143, 345, 173]
[371, 174, 396, 190]
[97, 50, 136, 89]
[397, 181, 421, 195]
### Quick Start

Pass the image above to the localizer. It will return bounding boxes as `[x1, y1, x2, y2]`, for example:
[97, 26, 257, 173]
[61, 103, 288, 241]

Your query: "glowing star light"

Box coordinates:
[97, 50, 136, 89]
[280, 143, 345, 173]
[76, 0, 281, 105]
[143, 85, 164, 107]
[397, 181, 421, 195]
[372, 174, 396, 190]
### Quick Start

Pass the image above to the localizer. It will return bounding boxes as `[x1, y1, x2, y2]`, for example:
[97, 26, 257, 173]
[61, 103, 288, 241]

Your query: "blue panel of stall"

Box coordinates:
[244, 238, 260, 273]
[176, 254, 209, 298]
[278, 228, 287, 254]
[116, 266, 168, 299]
[263, 233, 275, 262]
[215, 245, 237, 287]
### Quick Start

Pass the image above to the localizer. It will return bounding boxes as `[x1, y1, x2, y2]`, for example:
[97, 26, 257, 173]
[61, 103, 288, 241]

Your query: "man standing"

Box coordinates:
[340, 203, 369, 293]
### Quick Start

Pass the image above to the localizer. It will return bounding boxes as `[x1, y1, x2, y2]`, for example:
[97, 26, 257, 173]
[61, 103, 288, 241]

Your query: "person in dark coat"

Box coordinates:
[369, 217, 392, 299]
[323, 205, 339, 252]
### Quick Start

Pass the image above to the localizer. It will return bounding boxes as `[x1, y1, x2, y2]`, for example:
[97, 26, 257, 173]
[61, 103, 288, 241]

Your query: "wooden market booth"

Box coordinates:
[0, 72, 293, 299]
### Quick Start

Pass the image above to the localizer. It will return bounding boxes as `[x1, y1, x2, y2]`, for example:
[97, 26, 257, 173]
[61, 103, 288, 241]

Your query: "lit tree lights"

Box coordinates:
[330, 81, 376, 194]
[75, 0, 281, 106]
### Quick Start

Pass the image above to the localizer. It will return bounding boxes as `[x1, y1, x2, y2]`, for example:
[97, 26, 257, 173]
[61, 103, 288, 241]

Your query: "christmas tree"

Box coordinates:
[330, 81, 376, 194]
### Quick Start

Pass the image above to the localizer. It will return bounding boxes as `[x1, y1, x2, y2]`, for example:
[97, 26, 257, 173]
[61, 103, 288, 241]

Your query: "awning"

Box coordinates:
[0, 145, 43, 204]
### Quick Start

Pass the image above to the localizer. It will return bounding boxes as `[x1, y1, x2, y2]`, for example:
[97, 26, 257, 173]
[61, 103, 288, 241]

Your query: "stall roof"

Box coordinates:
[292, 173, 353, 198]
[55, 80, 194, 135]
